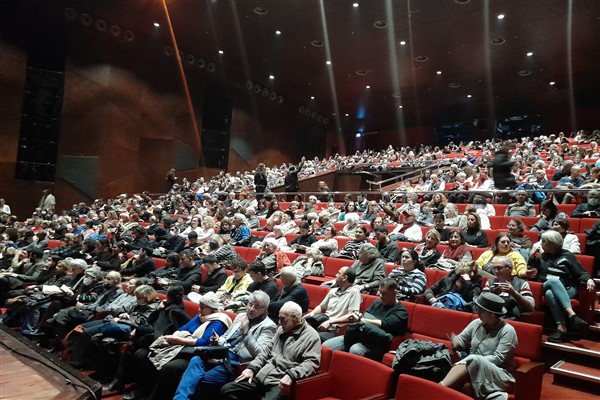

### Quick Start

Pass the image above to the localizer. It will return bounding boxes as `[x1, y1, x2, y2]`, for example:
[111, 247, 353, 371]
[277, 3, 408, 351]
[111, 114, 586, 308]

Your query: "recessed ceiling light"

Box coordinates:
[549, 81, 556, 85]
[436, 70, 442, 75]
[353, 3, 359, 8]
[398, 105, 403, 109]
[275, 30, 281, 35]
[497, 14, 505, 20]
[253, 7, 268, 15]
[310, 96, 315, 99]
[400, 40, 406, 46]
[526, 52, 533, 57]
[467, 94, 472, 98]
[326, 61, 332, 65]
[218, 50, 224, 54]
[153, 22, 160, 28]
[269, 75, 275, 80]
[356, 133, 361, 138]
[345, 113, 349, 117]
[366, 85, 370, 89]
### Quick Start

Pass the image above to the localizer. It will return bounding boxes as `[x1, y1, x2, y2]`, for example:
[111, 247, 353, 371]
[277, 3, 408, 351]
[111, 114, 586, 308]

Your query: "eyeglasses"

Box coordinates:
[493, 266, 509, 271]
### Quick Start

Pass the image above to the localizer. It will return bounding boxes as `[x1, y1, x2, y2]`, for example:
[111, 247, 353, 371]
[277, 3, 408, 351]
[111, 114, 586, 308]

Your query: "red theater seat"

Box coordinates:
[294, 351, 394, 400]
[394, 374, 472, 400]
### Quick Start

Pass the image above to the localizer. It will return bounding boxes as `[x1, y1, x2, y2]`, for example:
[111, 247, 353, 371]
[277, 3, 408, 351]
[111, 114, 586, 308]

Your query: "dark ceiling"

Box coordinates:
[4, 0, 600, 138]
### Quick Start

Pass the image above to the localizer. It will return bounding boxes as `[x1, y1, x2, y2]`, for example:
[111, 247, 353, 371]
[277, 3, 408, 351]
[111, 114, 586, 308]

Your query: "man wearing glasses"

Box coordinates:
[174, 290, 276, 399]
[482, 257, 534, 320]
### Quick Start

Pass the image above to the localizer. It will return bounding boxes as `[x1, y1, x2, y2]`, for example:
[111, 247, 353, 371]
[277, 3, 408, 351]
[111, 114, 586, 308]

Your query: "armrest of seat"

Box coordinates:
[577, 281, 595, 323]
[519, 311, 545, 326]
[513, 361, 544, 400]
[292, 372, 331, 399]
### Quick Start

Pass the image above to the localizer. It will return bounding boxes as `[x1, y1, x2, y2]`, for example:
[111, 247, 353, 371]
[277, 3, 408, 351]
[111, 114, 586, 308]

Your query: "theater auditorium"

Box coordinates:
[1, 1, 599, 400]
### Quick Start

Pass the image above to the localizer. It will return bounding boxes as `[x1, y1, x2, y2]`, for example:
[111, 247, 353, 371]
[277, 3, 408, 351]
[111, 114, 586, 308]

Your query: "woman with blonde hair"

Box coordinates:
[475, 233, 527, 278]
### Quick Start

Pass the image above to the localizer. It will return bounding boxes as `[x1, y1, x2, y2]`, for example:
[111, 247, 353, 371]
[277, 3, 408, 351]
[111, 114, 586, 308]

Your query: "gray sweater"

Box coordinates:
[248, 321, 321, 386]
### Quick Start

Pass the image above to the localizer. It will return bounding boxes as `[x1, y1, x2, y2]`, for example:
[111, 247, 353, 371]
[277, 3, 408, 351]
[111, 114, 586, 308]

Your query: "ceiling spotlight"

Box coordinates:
[366, 85, 370, 89]
[218, 50, 224, 54]
[153, 22, 160, 28]
[398, 106, 403, 109]
[400, 40, 406, 46]
[526, 52, 533, 56]
[497, 14, 505, 20]
[310, 96, 315, 100]
[549, 81, 556, 85]
[269, 75, 275, 80]
[467, 94, 472, 98]
[345, 113, 349, 117]
[356, 133, 361, 138]
[436, 70, 442, 75]
[353, 3, 359, 8]
[326, 61, 332, 65]
[275, 30, 281, 35]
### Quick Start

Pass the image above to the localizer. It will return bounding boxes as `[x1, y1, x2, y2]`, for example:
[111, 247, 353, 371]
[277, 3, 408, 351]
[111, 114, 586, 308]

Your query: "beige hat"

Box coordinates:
[188, 291, 220, 310]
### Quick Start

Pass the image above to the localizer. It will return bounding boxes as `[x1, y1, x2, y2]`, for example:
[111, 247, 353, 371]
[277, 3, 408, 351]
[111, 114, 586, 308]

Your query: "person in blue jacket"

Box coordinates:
[122, 292, 232, 400]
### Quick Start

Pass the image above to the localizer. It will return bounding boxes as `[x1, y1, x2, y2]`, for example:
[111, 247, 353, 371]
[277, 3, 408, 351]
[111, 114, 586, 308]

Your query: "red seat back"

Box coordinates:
[328, 351, 394, 399]
[301, 283, 331, 311]
[395, 374, 472, 400]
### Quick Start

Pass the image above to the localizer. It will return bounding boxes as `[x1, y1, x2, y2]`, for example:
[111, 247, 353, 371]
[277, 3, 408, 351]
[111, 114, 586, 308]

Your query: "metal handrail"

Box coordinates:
[365, 158, 460, 190]
[153, 187, 597, 205]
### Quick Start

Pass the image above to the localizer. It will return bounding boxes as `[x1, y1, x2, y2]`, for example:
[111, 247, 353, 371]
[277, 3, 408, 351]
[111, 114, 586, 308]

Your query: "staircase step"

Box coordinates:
[550, 360, 600, 385]
[543, 337, 600, 359]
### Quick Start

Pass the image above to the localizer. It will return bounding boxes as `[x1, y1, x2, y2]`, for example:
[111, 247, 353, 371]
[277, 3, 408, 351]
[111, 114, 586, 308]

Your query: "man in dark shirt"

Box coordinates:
[246, 260, 279, 300]
[162, 250, 202, 294]
[322, 278, 408, 361]
[289, 222, 317, 253]
[121, 247, 155, 277]
[551, 160, 573, 181]
[268, 266, 309, 321]
[374, 226, 400, 263]
[192, 255, 228, 295]
[571, 189, 600, 218]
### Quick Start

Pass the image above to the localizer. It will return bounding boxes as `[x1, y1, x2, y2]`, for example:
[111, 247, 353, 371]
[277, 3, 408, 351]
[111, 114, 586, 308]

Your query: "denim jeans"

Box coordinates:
[173, 354, 236, 400]
[543, 279, 577, 325]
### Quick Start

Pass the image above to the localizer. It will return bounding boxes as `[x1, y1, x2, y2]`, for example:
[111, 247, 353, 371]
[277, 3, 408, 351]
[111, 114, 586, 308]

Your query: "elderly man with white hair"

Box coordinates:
[220, 301, 321, 400]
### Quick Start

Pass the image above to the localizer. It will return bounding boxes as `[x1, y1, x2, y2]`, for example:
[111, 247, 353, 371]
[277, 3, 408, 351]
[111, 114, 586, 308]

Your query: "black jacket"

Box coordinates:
[198, 267, 228, 294]
[170, 267, 203, 294]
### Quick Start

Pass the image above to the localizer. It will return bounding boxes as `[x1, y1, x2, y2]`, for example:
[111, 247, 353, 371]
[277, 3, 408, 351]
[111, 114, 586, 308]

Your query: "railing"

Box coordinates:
[148, 187, 597, 205]
[365, 158, 459, 191]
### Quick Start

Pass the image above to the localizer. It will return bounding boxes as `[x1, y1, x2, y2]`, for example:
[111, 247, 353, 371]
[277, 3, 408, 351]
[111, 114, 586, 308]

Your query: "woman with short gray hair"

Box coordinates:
[527, 230, 595, 343]
[348, 243, 385, 294]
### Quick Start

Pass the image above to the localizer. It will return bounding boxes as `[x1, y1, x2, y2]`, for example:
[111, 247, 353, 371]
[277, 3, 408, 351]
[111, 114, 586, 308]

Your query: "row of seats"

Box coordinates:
[294, 348, 473, 399]
[233, 246, 596, 326]
[276, 201, 584, 217]
[257, 210, 597, 235]
[155, 279, 543, 400]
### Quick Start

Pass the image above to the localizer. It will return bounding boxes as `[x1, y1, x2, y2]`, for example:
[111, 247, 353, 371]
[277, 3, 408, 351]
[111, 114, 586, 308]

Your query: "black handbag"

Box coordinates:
[193, 345, 229, 360]
[305, 313, 329, 330]
[344, 322, 393, 349]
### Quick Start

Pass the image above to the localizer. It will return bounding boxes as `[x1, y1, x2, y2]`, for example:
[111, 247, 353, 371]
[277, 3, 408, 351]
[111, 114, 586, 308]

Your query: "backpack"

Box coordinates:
[392, 338, 452, 382]
[436, 292, 467, 311]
